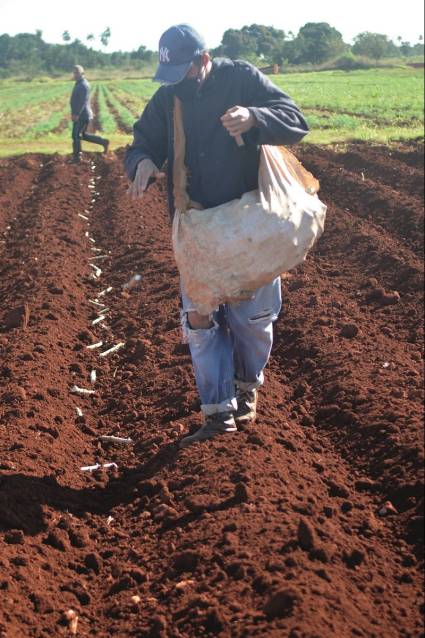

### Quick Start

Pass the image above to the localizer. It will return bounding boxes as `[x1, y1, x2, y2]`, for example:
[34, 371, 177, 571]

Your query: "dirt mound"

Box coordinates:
[0, 143, 423, 638]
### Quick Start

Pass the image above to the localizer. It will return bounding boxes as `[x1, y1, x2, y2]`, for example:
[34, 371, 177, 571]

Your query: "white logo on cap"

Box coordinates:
[159, 47, 171, 63]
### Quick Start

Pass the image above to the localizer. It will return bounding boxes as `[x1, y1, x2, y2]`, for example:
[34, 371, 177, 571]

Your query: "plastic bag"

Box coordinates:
[172, 99, 327, 315]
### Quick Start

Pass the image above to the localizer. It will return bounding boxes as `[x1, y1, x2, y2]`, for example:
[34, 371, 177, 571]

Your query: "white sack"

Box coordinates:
[172, 143, 326, 316]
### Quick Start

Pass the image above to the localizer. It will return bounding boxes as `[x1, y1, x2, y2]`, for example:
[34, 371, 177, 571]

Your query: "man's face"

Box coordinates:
[183, 53, 210, 83]
[185, 62, 201, 79]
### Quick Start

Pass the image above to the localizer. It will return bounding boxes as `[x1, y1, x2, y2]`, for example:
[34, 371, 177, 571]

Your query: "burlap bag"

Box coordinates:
[172, 97, 327, 315]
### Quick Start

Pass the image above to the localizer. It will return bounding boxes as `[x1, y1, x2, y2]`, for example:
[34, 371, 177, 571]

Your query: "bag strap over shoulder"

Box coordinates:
[173, 96, 203, 213]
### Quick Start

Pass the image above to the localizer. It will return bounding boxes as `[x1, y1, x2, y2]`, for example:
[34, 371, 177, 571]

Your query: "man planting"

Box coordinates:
[125, 24, 309, 448]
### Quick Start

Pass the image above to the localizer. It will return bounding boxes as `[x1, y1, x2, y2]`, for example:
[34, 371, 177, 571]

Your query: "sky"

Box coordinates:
[0, 0, 424, 52]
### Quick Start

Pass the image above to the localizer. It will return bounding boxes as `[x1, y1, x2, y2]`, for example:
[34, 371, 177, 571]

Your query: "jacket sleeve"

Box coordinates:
[237, 62, 309, 146]
[124, 88, 169, 181]
[71, 82, 89, 117]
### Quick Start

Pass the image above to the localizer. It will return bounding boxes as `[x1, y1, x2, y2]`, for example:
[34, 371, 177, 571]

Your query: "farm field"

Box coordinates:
[0, 67, 423, 156]
[0, 139, 423, 636]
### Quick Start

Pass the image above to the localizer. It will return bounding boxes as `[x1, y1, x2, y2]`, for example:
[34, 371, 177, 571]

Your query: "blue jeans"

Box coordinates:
[181, 277, 282, 416]
[72, 117, 107, 160]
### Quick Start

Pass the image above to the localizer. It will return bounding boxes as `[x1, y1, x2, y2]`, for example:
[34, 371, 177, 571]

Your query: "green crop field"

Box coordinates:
[0, 67, 423, 157]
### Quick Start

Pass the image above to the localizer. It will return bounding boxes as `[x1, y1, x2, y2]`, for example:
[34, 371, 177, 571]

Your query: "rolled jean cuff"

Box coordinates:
[201, 397, 237, 416]
[236, 372, 264, 392]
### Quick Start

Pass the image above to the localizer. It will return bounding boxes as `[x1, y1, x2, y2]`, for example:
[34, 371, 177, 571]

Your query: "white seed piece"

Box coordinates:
[81, 463, 100, 472]
[92, 315, 106, 325]
[86, 341, 103, 350]
[78, 213, 89, 220]
[90, 370, 97, 384]
[71, 385, 96, 396]
[75, 407, 84, 417]
[89, 264, 102, 278]
[64, 609, 79, 635]
[100, 435, 133, 445]
[99, 342, 125, 358]
[98, 286, 113, 297]
[81, 462, 118, 472]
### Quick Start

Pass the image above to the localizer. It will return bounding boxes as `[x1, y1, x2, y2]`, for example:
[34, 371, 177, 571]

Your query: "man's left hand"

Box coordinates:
[71, 115, 79, 122]
[221, 106, 256, 138]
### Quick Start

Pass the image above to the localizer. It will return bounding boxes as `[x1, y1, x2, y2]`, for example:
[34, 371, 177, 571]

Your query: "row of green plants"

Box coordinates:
[0, 67, 422, 152]
[0, 94, 70, 139]
[101, 85, 136, 130]
[0, 81, 70, 111]
[95, 84, 116, 135]
[277, 68, 424, 125]
[105, 84, 146, 117]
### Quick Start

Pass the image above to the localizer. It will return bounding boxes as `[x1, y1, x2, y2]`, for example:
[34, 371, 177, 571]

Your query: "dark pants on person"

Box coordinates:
[72, 118, 106, 160]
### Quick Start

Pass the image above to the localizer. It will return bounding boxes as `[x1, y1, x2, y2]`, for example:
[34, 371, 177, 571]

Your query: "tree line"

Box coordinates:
[0, 23, 423, 77]
[215, 24, 423, 66]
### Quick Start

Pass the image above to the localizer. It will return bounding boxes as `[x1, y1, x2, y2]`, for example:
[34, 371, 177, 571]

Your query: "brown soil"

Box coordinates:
[0, 143, 423, 638]
[90, 89, 102, 135]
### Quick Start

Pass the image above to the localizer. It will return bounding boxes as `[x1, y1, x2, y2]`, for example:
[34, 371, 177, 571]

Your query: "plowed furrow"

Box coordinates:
[0, 144, 423, 638]
[299, 152, 423, 258]
[0, 156, 44, 254]
[302, 144, 424, 200]
[306, 157, 423, 258]
[389, 145, 424, 169]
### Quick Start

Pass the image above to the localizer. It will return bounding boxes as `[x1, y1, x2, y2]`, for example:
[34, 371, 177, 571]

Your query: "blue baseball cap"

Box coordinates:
[153, 24, 206, 85]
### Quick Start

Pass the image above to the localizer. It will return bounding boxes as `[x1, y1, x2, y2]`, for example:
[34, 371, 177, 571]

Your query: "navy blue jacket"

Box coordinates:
[70, 78, 93, 120]
[124, 59, 309, 216]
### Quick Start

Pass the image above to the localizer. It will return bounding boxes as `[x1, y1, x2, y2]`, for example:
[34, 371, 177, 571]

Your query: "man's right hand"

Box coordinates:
[127, 159, 165, 199]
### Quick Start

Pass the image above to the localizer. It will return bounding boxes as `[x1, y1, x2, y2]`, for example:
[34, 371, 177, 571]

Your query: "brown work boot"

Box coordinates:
[179, 412, 237, 449]
[235, 388, 257, 425]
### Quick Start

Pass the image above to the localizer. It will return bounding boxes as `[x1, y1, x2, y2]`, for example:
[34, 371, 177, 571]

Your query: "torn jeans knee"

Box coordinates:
[180, 310, 219, 346]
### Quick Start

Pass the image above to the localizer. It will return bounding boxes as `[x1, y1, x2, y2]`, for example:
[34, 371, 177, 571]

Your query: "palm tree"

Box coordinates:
[100, 27, 111, 49]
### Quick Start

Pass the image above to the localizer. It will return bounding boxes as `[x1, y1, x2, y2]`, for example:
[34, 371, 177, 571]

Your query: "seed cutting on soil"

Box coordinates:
[0, 145, 423, 638]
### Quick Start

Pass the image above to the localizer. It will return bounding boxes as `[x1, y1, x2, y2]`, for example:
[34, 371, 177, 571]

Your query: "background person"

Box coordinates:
[70, 65, 109, 163]
[125, 24, 309, 448]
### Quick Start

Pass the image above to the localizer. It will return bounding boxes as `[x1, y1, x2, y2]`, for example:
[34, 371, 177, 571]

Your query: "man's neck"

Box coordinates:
[199, 60, 213, 87]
